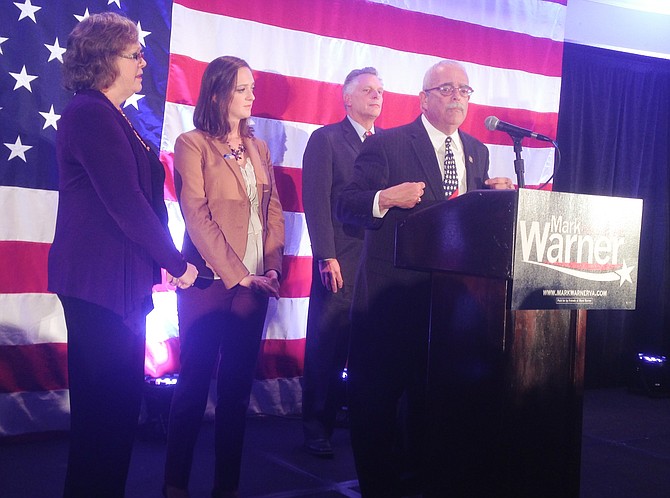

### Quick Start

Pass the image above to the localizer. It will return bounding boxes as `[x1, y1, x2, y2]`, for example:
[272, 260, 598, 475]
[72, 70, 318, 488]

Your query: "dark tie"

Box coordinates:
[443, 137, 458, 198]
[363, 130, 372, 140]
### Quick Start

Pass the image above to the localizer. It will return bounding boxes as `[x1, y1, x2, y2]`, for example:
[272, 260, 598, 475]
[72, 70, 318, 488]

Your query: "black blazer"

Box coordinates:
[49, 90, 186, 324]
[302, 118, 370, 285]
[337, 115, 489, 284]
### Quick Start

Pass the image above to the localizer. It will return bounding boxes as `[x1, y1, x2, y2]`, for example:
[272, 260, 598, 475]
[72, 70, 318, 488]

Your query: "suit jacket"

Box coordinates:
[48, 90, 187, 323]
[337, 115, 490, 305]
[302, 117, 369, 286]
[174, 130, 285, 289]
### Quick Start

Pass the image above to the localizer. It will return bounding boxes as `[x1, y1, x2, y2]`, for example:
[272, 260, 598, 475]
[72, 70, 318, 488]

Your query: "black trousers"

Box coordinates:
[164, 281, 267, 494]
[59, 295, 146, 498]
[347, 271, 431, 498]
[301, 274, 353, 441]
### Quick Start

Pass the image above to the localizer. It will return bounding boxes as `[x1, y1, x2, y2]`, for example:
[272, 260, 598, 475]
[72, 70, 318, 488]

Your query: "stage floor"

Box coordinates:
[1, 388, 669, 498]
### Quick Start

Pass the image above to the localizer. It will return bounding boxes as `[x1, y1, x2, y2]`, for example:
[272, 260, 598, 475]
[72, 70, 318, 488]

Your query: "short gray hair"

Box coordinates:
[422, 60, 468, 90]
[343, 67, 380, 96]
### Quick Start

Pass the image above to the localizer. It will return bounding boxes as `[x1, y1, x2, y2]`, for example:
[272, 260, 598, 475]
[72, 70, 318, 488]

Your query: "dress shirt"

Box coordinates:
[347, 115, 375, 142]
[420, 114, 467, 195]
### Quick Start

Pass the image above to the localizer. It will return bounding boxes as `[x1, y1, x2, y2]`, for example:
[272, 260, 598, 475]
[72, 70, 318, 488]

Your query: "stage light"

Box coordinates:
[148, 375, 179, 386]
[632, 352, 669, 397]
[637, 353, 667, 364]
[140, 374, 179, 440]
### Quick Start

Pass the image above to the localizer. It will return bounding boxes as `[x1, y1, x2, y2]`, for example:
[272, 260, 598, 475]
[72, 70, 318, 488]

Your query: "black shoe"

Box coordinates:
[304, 438, 334, 458]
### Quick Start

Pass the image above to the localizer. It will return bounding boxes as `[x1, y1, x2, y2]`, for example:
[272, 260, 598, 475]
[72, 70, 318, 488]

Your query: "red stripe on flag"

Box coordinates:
[161, 150, 178, 202]
[166, 56, 344, 126]
[467, 104, 558, 145]
[280, 255, 312, 299]
[167, 58, 557, 147]
[256, 338, 305, 379]
[166, 53, 205, 107]
[274, 166, 303, 213]
[0, 343, 68, 393]
[177, 0, 563, 76]
[0, 241, 50, 294]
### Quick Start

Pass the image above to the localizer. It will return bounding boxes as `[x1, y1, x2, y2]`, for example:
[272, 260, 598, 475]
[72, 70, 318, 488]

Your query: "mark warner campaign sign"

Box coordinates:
[511, 189, 643, 310]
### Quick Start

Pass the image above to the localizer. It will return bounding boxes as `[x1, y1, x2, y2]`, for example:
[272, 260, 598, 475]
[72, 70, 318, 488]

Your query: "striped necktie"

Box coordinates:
[443, 136, 458, 198]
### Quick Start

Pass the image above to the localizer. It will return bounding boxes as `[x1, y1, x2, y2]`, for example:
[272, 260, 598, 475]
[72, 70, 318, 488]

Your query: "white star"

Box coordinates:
[108, 0, 121, 7]
[4, 136, 33, 162]
[615, 260, 635, 287]
[74, 8, 91, 22]
[136, 21, 151, 47]
[9, 65, 38, 92]
[39, 105, 61, 130]
[14, 0, 41, 23]
[123, 93, 145, 110]
[0, 37, 8, 55]
[45, 37, 67, 63]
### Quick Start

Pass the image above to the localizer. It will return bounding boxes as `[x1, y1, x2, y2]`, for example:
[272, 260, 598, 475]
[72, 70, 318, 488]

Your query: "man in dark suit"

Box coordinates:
[337, 60, 514, 497]
[301, 67, 384, 458]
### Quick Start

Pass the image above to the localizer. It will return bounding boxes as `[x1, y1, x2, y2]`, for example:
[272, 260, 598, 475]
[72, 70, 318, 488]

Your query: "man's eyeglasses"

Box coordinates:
[423, 84, 474, 98]
[118, 50, 145, 61]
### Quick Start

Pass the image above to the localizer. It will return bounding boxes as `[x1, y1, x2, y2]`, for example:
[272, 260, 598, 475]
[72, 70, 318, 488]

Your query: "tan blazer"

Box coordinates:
[174, 129, 285, 289]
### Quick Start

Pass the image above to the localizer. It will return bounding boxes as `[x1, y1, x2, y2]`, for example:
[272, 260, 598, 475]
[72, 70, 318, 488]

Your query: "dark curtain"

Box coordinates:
[555, 43, 670, 387]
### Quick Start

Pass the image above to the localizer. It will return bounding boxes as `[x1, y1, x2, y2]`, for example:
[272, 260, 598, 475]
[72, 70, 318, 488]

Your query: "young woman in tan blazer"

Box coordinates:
[164, 56, 285, 498]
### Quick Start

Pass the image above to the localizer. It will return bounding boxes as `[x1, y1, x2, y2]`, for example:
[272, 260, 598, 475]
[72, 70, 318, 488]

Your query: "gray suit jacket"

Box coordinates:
[302, 118, 369, 286]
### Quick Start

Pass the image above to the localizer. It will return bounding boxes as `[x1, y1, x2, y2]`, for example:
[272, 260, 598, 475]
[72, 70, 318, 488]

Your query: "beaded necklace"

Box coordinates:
[119, 109, 151, 152]
[226, 141, 246, 161]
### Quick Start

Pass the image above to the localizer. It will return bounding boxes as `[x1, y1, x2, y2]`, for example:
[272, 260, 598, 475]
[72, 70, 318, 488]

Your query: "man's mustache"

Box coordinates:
[446, 102, 466, 111]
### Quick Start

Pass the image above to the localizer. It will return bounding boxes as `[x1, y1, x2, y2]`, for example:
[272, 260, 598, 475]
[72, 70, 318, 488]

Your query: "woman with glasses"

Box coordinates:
[163, 56, 285, 498]
[49, 12, 198, 497]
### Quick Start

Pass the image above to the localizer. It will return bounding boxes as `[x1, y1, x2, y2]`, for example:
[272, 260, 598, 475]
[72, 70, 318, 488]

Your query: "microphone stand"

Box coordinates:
[511, 134, 526, 189]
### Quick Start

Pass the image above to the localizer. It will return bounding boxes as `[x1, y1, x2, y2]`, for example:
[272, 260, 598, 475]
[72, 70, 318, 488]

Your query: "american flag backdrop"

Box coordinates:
[0, 0, 566, 437]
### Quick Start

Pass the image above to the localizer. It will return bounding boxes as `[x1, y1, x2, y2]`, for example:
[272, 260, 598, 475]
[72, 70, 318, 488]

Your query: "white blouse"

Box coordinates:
[239, 157, 264, 276]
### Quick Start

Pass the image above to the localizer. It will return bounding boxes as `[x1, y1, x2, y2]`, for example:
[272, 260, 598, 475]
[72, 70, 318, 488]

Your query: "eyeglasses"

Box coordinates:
[118, 50, 145, 61]
[423, 84, 474, 98]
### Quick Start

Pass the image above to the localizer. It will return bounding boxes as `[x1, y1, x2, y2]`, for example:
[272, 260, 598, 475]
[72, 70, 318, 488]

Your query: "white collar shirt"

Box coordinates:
[421, 114, 467, 195]
[347, 115, 375, 142]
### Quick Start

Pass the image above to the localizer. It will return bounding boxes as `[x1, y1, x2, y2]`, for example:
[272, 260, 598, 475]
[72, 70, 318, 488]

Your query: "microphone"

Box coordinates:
[484, 116, 552, 142]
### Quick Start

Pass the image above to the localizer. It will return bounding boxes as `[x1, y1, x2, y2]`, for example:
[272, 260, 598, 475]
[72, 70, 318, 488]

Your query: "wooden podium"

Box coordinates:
[395, 189, 642, 497]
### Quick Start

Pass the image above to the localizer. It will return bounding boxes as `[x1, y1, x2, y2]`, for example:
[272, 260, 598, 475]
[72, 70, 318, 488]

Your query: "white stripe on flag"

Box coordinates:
[0, 294, 66, 346]
[283, 212, 312, 257]
[0, 186, 58, 243]
[368, 0, 567, 41]
[263, 296, 309, 341]
[487, 145, 557, 186]
[162, 102, 319, 168]
[249, 377, 303, 416]
[169, 3, 561, 112]
[0, 391, 70, 436]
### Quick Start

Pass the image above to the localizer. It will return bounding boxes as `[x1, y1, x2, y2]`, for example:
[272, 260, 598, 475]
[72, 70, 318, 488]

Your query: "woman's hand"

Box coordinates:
[167, 263, 199, 289]
[239, 271, 280, 299]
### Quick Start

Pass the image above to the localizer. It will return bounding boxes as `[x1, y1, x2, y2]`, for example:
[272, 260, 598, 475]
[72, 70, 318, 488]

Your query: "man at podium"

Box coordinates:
[337, 59, 513, 497]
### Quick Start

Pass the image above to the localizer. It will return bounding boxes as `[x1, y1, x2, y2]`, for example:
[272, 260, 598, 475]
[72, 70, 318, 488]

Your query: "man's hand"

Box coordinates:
[379, 181, 426, 210]
[485, 177, 515, 190]
[319, 258, 344, 293]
